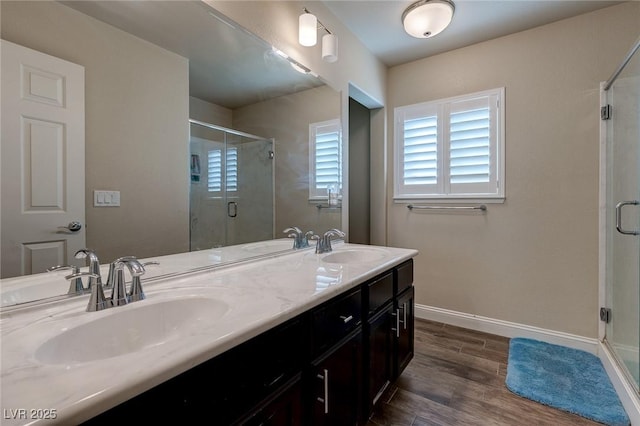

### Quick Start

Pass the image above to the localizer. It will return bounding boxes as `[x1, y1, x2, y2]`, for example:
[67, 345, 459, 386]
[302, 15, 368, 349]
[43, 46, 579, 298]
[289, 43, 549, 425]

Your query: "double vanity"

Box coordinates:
[1, 240, 417, 425]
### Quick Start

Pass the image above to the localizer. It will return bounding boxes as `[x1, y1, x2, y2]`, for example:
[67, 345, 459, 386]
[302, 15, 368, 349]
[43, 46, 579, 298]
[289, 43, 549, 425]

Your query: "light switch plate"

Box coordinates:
[94, 190, 120, 207]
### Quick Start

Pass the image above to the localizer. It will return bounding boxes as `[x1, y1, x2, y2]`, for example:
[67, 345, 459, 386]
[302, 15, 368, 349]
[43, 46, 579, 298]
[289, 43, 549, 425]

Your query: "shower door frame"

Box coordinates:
[188, 119, 276, 250]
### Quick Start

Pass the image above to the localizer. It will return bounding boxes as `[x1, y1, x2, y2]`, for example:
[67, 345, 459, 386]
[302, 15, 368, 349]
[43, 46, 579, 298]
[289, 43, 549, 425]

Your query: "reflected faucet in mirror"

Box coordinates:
[284, 227, 315, 249]
[47, 265, 85, 295]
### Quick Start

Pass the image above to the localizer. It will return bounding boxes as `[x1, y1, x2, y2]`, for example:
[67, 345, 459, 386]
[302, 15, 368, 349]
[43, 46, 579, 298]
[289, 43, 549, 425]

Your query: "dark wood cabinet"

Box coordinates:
[309, 330, 362, 426]
[83, 259, 414, 426]
[394, 286, 414, 379]
[239, 375, 304, 426]
[366, 303, 393, 411]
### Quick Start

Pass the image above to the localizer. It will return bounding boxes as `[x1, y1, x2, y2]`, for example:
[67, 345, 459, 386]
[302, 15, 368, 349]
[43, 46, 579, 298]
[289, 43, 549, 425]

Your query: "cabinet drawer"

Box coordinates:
[368, 272, 393, 316]
[395, 259, 414, 295]
[312, 288, 362, 356]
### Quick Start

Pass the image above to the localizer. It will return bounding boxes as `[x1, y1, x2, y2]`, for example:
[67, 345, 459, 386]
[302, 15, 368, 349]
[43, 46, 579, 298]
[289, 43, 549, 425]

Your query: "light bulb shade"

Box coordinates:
[299, 13, 318, 46]
[322, 33, 338, 63]
[402, 0, 454, 39]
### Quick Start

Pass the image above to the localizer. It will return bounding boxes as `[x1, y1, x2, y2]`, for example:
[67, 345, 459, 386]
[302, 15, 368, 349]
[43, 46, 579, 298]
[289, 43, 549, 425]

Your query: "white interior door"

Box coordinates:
[1, 40, 85, 278]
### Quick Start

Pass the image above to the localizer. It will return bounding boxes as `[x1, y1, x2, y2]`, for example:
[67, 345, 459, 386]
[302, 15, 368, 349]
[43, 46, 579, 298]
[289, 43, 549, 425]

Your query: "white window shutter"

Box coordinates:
[309, 119, 341, 199]
[394, 87, 504, 200]
[207, 149, 222, 192]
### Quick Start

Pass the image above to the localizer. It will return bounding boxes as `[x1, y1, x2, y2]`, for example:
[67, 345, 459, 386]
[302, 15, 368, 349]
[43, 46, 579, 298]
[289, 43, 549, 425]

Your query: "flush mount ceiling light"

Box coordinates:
[402, 0, 455, 39]
[299, 8, 338, 63]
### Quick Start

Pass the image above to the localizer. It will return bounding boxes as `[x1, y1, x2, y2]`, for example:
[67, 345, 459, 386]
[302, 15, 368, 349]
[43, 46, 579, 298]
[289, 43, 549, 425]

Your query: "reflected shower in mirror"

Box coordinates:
[0, 0, 341, 306]
[189, 120, 274, 250]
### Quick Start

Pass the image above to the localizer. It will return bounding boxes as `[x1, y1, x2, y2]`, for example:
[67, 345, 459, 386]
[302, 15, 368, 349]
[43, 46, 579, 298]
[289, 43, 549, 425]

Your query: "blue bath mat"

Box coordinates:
[505, 338, 630, 426]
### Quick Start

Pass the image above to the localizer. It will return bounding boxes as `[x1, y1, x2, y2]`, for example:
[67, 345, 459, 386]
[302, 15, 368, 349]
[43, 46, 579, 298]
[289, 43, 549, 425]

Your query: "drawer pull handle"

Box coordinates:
[317, 369, 329, 414]
[340, 315, 353, 324]
[264, 373, 284, 388]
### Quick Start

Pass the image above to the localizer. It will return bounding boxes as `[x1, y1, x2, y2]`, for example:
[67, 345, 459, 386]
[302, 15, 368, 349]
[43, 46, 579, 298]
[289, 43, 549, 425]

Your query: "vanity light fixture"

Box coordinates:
[299, 8, 338, 63]
[402, 0, 455, 39]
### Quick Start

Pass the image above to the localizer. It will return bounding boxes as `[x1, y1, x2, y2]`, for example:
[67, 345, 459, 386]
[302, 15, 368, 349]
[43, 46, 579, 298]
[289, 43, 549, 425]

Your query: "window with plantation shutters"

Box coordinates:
[309, 119, 342, 200]
[207, 146, 238, 194]
[394, 88, 505, 201]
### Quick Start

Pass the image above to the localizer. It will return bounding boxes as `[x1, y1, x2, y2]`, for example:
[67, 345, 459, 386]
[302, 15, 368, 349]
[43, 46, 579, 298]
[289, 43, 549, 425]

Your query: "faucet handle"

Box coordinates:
[48, 265, 84, 294]
[127, 261, 160, 302]
[326, 229, 346, 238]
[283, 227, 302, 235]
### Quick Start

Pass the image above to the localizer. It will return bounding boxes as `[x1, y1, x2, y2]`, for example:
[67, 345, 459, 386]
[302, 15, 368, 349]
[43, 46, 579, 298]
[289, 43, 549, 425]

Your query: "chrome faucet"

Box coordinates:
[47, 264, 85, 294]
[284, 227, 313, 249]
[313, 229, 346, 254]
[64, 250, 149, 312]
[74, 249, 110, 312]
[109, 258, 145, 307]
[105, 256, 137, 289]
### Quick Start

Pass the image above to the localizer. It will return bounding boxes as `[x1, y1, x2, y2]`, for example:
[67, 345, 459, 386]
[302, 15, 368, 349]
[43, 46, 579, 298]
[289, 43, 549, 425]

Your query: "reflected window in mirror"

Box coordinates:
[207, 147, 238, 196]
[309, 119, 342, 201]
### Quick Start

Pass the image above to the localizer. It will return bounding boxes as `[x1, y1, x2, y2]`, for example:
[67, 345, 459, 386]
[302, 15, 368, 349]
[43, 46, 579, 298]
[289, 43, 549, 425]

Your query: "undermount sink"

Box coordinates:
[35, 297, 229, 364]
[321, 248, 388, 264]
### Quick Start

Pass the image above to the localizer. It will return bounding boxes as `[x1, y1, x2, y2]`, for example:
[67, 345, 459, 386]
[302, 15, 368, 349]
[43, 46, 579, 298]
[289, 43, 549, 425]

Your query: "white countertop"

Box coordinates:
[0, 243, 417, 425]
[0, 238, 297, 308]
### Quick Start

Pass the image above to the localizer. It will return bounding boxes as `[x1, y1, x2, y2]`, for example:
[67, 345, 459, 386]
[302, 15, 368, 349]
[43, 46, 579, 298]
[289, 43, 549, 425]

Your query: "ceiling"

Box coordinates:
[323, 0, 623, 66]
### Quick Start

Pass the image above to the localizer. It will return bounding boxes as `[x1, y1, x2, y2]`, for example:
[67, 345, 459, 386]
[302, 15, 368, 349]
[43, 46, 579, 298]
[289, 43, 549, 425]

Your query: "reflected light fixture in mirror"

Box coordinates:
[402, 0, 455, 39]
[299, 8, 338, 63]
[271, 47, 318, 76]
[299, 11, 317, 46]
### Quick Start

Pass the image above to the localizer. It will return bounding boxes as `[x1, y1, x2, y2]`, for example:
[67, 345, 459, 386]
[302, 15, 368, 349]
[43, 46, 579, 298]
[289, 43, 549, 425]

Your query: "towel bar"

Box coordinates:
[407, 204, 486, 211]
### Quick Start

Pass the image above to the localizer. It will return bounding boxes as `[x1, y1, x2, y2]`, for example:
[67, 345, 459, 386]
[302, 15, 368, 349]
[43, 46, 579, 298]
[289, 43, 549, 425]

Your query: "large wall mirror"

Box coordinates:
[0, 1, 342, 306]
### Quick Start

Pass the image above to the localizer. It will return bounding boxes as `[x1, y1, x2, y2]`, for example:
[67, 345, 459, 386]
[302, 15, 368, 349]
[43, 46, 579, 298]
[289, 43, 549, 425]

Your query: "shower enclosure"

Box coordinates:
[189, 120, 274, 251]
[602, 36, 640, 392]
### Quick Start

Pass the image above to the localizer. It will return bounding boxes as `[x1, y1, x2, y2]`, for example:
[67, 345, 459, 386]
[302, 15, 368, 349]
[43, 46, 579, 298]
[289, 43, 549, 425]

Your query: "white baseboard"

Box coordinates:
[415, 304, 598, 353]
[415, 304, 640, 424]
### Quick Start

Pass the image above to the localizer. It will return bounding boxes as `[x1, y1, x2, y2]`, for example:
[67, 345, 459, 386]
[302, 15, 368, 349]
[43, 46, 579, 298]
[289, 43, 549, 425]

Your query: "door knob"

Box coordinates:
[60, 221, 82, 233]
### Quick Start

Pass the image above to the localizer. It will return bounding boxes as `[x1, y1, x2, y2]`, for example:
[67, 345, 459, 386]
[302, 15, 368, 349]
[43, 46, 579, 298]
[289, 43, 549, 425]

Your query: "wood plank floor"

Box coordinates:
[367, 319, 602, 426]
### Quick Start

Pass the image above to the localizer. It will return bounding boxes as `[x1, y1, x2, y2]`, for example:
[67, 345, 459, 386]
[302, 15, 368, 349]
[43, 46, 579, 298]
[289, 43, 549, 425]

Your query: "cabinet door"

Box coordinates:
[367, 304, 393, 412]
[310, 331, 362, 426]
[240, 376, 303, 426]
[394, 286, 414, 379]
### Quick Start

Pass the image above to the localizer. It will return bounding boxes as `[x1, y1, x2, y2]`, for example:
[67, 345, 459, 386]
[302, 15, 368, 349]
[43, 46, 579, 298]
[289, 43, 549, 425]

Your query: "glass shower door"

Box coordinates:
[604, 48, 640, 390]
[223, 133, 274, 246]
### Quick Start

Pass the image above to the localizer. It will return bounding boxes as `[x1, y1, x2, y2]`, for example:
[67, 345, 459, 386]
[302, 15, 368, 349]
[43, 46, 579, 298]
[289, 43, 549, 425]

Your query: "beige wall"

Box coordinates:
[387, 2, 640, 338]
[233, 85, 342, 235]
[189, 96, 232, 128]
[1, 1, 190, 262]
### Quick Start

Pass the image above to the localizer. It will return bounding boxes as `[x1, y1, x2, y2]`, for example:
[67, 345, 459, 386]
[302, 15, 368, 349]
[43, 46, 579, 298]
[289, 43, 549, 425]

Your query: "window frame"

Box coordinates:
[394, 87, 505, 202]
[309, 119, 342, 201]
